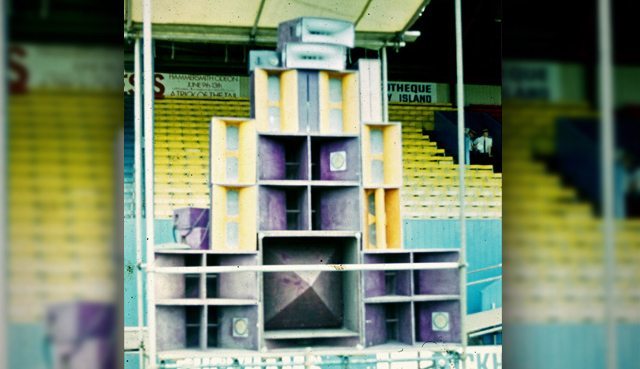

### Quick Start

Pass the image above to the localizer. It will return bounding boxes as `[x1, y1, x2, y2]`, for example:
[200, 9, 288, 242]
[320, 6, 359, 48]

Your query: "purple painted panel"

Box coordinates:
[314, 138, 360, 181]
[259, 136, 309, 180]
[156, 306, 186, 350]
[260, 186, 309, 230]
[365, 270, 385, 297]
[259, 187, 287, 230]
[415, 301, 461, 344]
[47, 302, 115, 342]
[295, 188, 310, 230]
[414, 252, 460, 295]
[365, 303, 412, 346]
[183, 226, 209, 249]
[396, 272, 412, 296]
[312, 187, 359, 230]
[258, 137, 286, 180]
[365, 304, 386, 346]
[174, 208, 209, 235]
[414, 269, 460, 295]
[364, 253, 412, 297]
[295, 139, 309, 180]
[217, 306, 259, 350]
[398, 303, 413, 345]
[364, 254, 385, 297]
[218, 255, 258, 299]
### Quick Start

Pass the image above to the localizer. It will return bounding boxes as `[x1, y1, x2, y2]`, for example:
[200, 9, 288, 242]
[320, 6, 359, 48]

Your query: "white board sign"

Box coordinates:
[388, 81, 439, 103]
[124, 72, 242, 99]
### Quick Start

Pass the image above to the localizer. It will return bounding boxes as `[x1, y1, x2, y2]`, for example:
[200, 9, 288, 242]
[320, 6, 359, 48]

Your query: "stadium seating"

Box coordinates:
[9, 92, 119, 323]
[503, 101, 640, 323]
[392, 111, 502, 219]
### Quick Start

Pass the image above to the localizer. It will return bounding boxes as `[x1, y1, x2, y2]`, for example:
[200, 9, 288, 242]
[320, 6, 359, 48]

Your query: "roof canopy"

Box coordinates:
[125, 0, 429, 49]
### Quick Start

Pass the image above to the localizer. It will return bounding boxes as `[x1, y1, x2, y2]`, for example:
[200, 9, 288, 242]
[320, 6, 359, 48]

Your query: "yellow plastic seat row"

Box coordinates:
[155, 167, 209, 175]
[155, 130, 209, 139]
[154, 148, 208, 157]
[154, 169, 208, 177]
[156, 99, 249, 108]
[154, 152, 208, 160]
[154, 180, 208, 188]
[9, 248, 112, 259]
[403, 164, 444, 172]
[154, 134, 209, 143]
[154, 120, 209, 128]
[157, 106, 247, 114]
[154, 141, 208, 150]
[403, 153, 453, 162]
[153, 153, 208, 163]
[401, 141, 436, 148]
[154, 163, 208, 171]
[402, 147, 445, 155]
[155, 188, 209, 197]
[154, 138, 209, 146]
[154, 125, 209, 133]
[10, 168, 112, 179]
[11, 137, 113, 147]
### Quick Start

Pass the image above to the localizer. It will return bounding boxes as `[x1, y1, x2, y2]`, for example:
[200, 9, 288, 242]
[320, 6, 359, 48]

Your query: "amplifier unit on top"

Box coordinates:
[249, 50, 281, 72]
[278, 17, 355, 50]
[281, 43, 346, 71]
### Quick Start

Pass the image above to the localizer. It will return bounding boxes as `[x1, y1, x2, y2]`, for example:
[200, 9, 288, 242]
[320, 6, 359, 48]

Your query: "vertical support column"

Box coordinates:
[200, 254, 207, 349]
[454, 0, 468, 365]
[133, 37, 146, 369]
[598, 0, 616, 367]
[381, 48, 389, 122]
[142, 0, 156, 366]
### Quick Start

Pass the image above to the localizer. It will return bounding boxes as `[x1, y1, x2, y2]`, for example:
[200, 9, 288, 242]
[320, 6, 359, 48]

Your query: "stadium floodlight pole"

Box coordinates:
[381, 47, 389, 121]
[598, 0, 616, 367]
[454, 0, 468, 366]
[142, 0, 157, 367]
[133, 38, 146, 369]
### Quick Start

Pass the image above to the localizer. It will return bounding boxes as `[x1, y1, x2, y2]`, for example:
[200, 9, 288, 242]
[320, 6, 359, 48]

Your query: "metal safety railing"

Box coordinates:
[157, 350, 461, 369]
[150, 262, 461, 274]
[466, 264, 502, 286]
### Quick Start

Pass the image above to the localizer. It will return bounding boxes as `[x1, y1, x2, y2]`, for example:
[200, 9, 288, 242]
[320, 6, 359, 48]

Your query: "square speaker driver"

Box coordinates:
[431, 311, 450, 332]
[232, 317, 249, 338]
[329, 151, 347, 171]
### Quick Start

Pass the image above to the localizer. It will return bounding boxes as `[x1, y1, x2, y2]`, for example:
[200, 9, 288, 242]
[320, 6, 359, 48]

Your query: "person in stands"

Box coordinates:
[473, 128, 493, 165]
[464, 128, 477, 165]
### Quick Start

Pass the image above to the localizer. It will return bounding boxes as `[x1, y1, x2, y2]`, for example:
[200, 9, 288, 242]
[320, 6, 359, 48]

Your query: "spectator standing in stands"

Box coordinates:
[464, 128, 476, 165]
[474, 128, 493, 165]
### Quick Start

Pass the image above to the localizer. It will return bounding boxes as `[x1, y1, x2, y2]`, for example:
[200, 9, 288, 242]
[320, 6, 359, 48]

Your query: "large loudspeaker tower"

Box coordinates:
[155, 17, 462, 353]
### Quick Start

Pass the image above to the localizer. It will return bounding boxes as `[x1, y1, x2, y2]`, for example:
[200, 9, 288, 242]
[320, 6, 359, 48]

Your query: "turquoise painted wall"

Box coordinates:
[506, 324, 640, 369]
